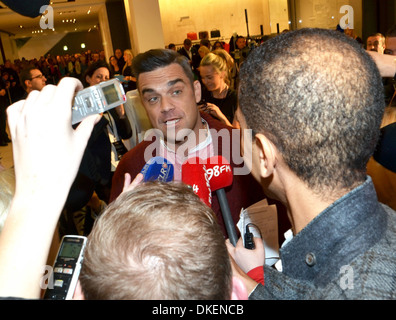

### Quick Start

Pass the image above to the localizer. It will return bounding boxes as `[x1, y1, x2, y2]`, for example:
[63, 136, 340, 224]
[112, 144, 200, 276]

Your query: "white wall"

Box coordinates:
[268, 0, 290, 34]
[124, 0, 165, 55]
[158, 0, 363, 47]
[17, 33, 67, 60]
[294, 0, 362, 37]
[158, 0, 272, 46]
[0, 32, 19, 63]
[98, 4, 113, 61]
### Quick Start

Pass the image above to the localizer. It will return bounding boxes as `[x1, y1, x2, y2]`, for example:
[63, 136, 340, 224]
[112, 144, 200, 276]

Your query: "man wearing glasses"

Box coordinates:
[19, 67, 47, 98]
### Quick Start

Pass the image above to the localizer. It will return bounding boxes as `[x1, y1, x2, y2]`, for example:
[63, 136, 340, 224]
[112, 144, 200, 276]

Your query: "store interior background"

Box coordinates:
[0, 0, 395, 66]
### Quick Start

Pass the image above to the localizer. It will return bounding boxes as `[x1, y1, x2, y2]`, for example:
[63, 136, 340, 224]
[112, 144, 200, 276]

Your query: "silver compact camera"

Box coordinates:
[72, 78, 126, 125]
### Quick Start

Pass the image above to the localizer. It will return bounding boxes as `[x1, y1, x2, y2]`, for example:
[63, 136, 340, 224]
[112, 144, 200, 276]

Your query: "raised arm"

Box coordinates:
[0, 78, 99, 299]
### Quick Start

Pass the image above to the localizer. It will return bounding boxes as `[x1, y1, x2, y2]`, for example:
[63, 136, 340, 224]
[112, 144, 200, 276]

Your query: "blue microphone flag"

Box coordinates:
[140, 156, 174, 182]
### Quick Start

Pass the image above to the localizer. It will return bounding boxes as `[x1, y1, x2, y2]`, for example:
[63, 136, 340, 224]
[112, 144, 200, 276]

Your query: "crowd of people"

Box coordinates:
[0, 23, 396, 302]
[0, 48, 137, 146]
[0, 48, 130, 102]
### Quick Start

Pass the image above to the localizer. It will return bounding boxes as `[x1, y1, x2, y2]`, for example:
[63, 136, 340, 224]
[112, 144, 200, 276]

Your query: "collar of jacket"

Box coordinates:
[280, 176, 387, 287]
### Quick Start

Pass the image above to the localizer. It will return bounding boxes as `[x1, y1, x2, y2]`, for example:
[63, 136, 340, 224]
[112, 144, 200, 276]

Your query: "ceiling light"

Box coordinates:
[63, 45, 68, 51]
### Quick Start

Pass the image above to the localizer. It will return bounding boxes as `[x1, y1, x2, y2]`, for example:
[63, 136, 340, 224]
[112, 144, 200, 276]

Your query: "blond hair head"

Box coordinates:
[200, 49, 234, 85]
[80, 181, 232, 300]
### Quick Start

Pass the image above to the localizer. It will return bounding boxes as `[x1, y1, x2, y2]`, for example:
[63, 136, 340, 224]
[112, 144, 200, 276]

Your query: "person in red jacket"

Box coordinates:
[109, 49, 287, 239]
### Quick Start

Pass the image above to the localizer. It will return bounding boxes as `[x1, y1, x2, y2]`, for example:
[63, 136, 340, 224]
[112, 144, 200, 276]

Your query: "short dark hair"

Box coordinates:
[386, 24, 396, 38]
[131, 49, 194, 88]
[19, 66, 37, 90]
[82, 60, 112, 87]
[239, 28, 384, 196]
[84, 60, 111, 79]
[200, 39, 211, 48]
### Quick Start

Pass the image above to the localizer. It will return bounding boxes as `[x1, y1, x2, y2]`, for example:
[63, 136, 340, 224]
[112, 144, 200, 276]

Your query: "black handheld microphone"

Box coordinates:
[205, 156, 238, 246]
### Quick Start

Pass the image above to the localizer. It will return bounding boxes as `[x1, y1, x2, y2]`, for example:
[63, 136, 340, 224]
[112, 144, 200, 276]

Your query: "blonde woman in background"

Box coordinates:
[199, 49, 239, 128]
[122, 49, 137, 92]
[198, 45, 210, 59]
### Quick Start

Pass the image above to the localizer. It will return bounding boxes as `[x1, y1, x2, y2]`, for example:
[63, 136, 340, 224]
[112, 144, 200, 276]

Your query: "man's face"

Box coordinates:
[385, 37, 396, 55]
[236, 38, 246, 49]
[138, 63, 202, 147]
[367, 36, 385, 54]
[184, 43, 192, 51]
[28, 69, 47, 92]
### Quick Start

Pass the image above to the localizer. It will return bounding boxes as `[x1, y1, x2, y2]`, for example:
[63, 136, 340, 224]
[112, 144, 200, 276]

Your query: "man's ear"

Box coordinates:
[193, 80, 202, 103]
[231, 276, 248, 300]
[24, 79, 31, 90]
[85, 75, 92, 86]
[254, 133, 278, 178]
[72, 280, 85, 300]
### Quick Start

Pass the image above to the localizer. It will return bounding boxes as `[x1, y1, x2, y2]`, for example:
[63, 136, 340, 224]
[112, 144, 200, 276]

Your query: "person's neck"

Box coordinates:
[212, 83, 228, 99]
[278, 169, 341, 235]
[163, 119, 207, 155]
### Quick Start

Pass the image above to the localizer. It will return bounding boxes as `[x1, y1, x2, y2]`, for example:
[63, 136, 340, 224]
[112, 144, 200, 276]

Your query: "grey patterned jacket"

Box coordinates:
[250, 176, 396, 300]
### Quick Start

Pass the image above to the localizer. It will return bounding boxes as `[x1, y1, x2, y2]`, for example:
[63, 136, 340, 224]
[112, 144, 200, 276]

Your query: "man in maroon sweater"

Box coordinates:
[109, 49, 285, 238]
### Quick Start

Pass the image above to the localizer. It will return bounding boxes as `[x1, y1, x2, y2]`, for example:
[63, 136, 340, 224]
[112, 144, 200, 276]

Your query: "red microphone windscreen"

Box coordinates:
[181, 157, 212, 207]
[204, 156, 233, 191]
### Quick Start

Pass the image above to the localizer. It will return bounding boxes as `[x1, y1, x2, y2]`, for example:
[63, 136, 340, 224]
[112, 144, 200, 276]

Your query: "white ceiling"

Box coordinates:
[0, 0, 106, 38]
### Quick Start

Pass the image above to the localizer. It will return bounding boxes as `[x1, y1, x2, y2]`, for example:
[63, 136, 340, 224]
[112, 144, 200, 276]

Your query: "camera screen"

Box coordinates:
[102, 84, 119, 105]
[59, 242, 82, 259]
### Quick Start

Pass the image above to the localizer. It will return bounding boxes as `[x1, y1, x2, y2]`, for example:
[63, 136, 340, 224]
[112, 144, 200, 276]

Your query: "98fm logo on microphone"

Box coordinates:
[206, 164, 232, 181]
